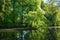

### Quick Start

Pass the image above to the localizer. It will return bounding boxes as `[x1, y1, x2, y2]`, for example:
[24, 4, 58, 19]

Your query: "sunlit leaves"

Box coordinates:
[41, 2, 59, 26]
[24, 11, 49, 28]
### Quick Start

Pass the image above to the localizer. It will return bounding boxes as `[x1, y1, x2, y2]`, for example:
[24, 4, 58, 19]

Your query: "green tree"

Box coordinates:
[0, 0, 59, 40]
[41, 1, 59, 40]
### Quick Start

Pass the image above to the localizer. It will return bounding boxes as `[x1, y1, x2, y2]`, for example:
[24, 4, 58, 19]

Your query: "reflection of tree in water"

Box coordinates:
[45, 28, 57, 40]
[0, 32, 16, 40]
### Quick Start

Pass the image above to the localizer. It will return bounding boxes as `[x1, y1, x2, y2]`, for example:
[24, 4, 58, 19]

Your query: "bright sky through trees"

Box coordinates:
[44, 0, 47, 3]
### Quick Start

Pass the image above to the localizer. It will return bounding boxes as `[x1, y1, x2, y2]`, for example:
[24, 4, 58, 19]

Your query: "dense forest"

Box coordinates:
[0, 0, 60, 40]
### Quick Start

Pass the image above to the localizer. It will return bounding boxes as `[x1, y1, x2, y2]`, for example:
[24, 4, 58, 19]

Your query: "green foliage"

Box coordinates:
[2, 0, 14, 27]
[41, 1, 58, 40]
[41, 2, 59, 26]
[23, 11, 49, 28]
[0, 0, 60, 40]
[23, 10, 49, 40]
[0, 0, 47, 28]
